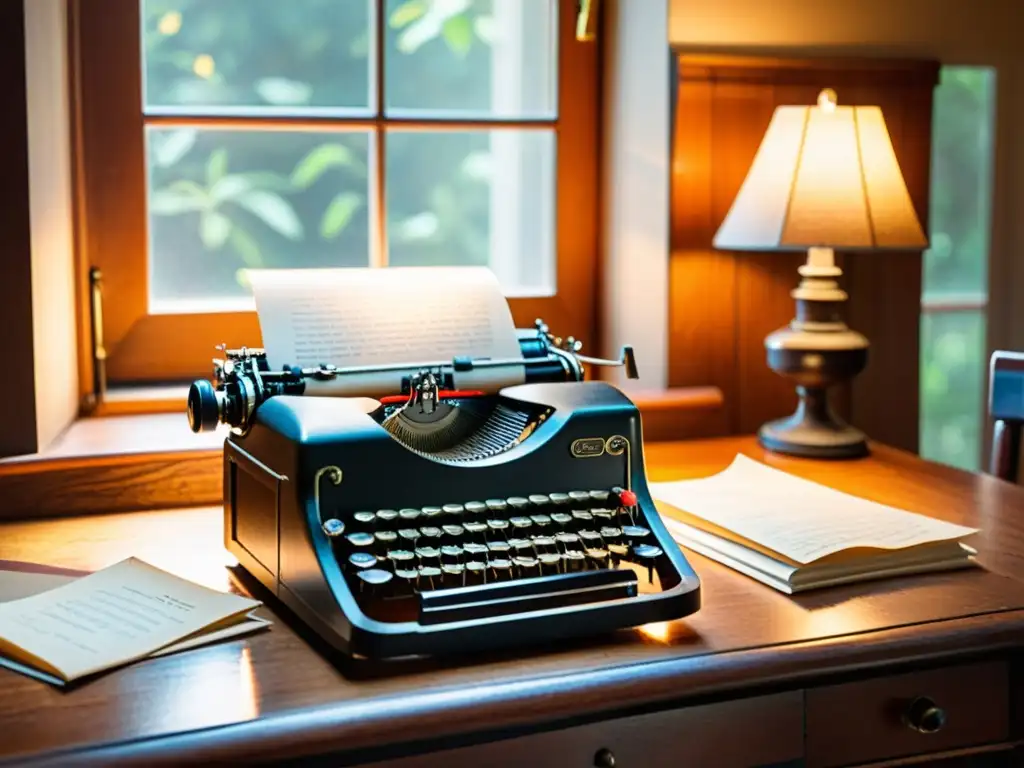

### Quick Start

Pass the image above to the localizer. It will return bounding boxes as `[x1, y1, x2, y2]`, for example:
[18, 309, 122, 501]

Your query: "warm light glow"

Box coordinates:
[636, 621, 673, 643]
[817, 88, 837, 113]
[193, 54, 216, 79]
[713, 95, 928, 252]
[158, 11, 182, 36]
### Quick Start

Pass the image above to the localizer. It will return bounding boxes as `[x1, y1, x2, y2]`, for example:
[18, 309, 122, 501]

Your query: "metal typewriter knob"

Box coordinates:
[593, 747, 616, 768]
[187, 379, 221, 433]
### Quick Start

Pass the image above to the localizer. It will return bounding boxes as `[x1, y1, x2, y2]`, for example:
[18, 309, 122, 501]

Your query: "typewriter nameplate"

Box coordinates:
[571, 437, 606, 458]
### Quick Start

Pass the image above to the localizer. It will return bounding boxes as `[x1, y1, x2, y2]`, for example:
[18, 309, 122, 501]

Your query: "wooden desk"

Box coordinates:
[3, 436, 1024, 767]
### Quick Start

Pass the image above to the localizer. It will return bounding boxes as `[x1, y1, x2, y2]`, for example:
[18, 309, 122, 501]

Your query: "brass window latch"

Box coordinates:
[576, 0, 599, 41]
[83, 266, 107, 412]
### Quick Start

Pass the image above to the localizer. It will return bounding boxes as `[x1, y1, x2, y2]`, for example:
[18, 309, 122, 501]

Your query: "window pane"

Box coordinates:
[141, 0, 373, 113]
[923, 67, 996, 298]
[920, 310, 986, 471]
[146, 128, 372, 310]
[386, 129, 555, 295]
[385, 0, 557, 118]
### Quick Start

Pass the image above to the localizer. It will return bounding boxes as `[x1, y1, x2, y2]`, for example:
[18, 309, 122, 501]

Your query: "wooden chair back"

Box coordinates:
[989, 351, 1024, 482]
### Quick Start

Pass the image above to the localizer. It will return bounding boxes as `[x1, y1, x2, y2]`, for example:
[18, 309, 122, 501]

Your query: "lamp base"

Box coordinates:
[758, 386, 868, 459]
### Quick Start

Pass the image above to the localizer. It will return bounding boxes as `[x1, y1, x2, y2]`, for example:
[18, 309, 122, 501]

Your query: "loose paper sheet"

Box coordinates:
[650, 454, 978, 564]
[246, 267, 524, 369]
[0, 558, 261, 681]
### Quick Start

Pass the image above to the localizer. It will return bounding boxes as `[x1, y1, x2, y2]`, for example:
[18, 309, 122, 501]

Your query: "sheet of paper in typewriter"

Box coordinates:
[247, 267, 524, 375]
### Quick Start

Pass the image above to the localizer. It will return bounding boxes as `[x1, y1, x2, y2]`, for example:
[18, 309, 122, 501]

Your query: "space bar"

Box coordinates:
[418, 570, 638, 625]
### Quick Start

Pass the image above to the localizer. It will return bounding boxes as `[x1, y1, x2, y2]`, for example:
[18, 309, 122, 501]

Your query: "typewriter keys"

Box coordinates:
[420, 526, 443, 541]
[622, 525, 650, 542]
[441, 563, 465, 586]
[356, 569, 393, 591]
[352, 511, 376, 529]
[514, 556, 540, 578]
[442, 524, 464, 540]
[551, 512, 573, 527]
[398, 528, 420, 545]
[464, 501, 487, 516]
[347, 532, 375, 549]
[374, 530, 398, 555]
[538, 553, 562, 575]
[418, 566, 442, 590]
[633, 544, 663, 583]
[465, 560, 487, 586]
[579, 530, 603, 546]
[322, 518, 346, 538]
[376, 509, 399, 523]
[416, 546, 441, 566]
[349, 552, 377, 570]
[464, 542, 489, 558]
[441, 545, 463, 564]
[563, 551, 585, 572]
[394, 568, 420, 588]
[331, 486, 685, 625]
[488, 540, 512, 556]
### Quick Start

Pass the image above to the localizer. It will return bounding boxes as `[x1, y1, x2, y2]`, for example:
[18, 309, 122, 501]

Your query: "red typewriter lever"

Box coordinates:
[379, 390, 487, 406]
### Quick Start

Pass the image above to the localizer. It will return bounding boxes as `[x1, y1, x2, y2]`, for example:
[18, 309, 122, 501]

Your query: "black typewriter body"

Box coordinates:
[221, 381, 701, 659]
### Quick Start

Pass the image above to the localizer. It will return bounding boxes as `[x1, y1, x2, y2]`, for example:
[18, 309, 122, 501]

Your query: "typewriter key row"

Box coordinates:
[339, 487, 638, 528]
[343, 531, 663, 594]
[350, 543, 664, 595]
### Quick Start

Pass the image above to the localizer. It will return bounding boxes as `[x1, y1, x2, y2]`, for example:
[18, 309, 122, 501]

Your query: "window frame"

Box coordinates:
[69, 0, 599, 389]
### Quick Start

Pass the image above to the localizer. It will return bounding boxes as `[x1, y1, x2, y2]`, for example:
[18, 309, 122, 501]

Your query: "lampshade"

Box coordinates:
[713, 90, 928, 252]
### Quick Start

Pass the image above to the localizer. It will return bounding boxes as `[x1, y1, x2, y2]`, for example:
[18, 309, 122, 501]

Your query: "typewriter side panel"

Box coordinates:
[224, 409, 376, 657]
[223, 437, 283, 594]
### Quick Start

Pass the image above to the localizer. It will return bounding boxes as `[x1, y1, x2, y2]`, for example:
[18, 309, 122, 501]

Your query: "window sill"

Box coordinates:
[0, 386, 725, 522]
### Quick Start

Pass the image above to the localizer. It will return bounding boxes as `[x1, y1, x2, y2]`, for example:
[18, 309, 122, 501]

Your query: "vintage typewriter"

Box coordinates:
[187, 320, 701, 659]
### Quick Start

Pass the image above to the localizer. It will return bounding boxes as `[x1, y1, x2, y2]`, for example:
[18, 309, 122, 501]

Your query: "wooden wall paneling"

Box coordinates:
[0, 1, 40, 457]
[669, 56, 939, 451]
[668, 77, 740, 431]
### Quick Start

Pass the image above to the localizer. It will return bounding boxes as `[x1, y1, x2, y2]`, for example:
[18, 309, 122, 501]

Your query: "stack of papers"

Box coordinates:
[0, 558, 269, 686]
[650, 454, 979, 594]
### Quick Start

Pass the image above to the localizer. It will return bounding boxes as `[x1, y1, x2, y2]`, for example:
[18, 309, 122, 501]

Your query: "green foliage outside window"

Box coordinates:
[140, 0, 529, 305]
[920, 67, 995, 471]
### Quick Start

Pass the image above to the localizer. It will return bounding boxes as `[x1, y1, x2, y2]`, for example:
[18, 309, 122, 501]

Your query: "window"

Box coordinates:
[919, 66, 996, 470]
[73, 0, 597, 385]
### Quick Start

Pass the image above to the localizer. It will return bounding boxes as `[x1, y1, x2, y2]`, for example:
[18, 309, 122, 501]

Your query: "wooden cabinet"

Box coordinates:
[806, 660, 1010, 767]
[357, 661, 1012, 768]
[358, 691, 803, 768]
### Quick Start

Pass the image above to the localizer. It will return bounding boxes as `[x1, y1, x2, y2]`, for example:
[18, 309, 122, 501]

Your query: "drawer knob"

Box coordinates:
[594, 747, 616, 767]
[903, 696, 947, 734]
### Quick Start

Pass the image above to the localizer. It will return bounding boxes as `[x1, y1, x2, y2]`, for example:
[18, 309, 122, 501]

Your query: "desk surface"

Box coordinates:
[4, 436, 1024, 766]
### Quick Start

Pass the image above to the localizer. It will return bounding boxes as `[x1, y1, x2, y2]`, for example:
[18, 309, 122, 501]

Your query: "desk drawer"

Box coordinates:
[362, 691, 802, 768]
[806, 660, 1009, 767]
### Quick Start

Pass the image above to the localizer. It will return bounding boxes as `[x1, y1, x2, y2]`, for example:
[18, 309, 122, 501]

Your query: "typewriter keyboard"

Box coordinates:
[323, 488, 678, 624]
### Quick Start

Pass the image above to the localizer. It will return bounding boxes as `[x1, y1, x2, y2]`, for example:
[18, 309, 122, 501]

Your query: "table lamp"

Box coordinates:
[713, 89, 928, 459]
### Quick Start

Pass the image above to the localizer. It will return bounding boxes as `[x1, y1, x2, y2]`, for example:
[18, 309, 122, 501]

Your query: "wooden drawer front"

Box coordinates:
[806, 660, 1009, 767]
[361, 691, 802, 768]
